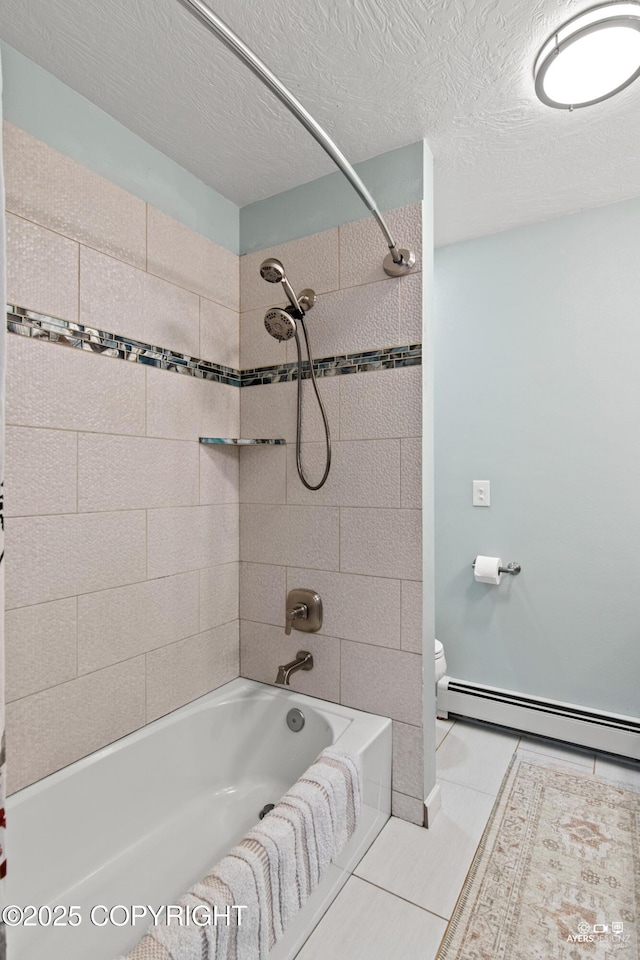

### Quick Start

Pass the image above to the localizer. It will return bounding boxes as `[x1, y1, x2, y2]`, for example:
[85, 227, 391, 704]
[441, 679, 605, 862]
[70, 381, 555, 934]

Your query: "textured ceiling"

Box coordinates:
[2, 0, 640, 245]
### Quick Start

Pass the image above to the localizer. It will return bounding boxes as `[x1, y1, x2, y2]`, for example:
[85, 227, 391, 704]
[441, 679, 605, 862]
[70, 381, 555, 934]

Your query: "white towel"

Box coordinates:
[118, 746, 362, 960]
[206, 844, 270, 960]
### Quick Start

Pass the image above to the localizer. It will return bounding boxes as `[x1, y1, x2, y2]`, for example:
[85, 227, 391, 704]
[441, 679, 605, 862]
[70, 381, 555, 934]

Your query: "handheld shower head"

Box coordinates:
[259, 257, 303, 317]
[264, 306, 297, 342]
[260, 258, 286, 284]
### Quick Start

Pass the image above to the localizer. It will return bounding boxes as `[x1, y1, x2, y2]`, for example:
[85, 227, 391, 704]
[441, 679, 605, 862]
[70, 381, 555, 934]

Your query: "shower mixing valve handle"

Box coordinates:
[285, 603, 308, 636]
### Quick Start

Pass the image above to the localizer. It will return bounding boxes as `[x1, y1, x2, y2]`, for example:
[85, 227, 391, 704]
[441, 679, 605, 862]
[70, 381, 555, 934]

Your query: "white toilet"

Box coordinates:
[434, 639, 447, 686]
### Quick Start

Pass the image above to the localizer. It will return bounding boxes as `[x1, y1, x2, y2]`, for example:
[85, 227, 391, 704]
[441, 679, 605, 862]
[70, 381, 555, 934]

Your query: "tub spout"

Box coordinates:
[276, 650, 314, 685]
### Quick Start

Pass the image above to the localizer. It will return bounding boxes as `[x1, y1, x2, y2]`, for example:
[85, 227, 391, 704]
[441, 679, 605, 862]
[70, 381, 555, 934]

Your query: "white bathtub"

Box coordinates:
[7, 677, 391, 960]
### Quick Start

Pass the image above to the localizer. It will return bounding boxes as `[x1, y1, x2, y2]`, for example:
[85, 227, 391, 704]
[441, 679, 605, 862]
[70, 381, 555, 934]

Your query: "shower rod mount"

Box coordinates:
[176, 0, 416, 277]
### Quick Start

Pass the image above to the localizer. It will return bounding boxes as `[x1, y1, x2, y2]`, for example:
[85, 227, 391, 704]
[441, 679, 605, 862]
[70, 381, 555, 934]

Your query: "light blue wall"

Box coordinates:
[0, 41, 241, 254]
[434, 197, 640, 717]
[1, 40, 424, 258]
[240, 142, 425, 255]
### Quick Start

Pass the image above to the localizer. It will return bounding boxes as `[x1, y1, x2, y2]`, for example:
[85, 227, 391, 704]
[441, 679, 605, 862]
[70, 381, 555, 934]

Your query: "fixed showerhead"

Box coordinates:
[264, 306, 297, 342]
[260, 258, 286, 284]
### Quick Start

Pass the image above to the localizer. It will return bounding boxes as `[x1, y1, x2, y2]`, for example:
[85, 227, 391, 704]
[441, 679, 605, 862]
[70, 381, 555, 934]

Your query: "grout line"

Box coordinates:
[435, 720, 456, 750]
[354, 875, 449, 922]
[436, 773, 500, 800]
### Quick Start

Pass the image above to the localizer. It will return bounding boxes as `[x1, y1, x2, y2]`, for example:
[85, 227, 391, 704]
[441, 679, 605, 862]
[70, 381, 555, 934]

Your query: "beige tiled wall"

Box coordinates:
[4, 121, 241, 793]
[3, 119, 426, 822]
[238, 206, 425, 824]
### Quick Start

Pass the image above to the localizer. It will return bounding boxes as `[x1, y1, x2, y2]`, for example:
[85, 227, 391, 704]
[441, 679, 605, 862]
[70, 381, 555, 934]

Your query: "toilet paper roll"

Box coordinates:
[474, 556, 502, 585]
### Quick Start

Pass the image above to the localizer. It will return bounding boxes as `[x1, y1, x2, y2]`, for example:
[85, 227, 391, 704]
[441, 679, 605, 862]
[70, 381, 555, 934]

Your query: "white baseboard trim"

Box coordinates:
[437, 676, 640, 761]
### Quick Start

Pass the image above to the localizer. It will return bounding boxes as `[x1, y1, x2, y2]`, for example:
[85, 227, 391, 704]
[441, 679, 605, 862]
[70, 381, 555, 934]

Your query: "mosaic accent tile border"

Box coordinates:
[7, 305, 242, 386]
[241, 343, 421, 386]
[6, 305, 421, 387]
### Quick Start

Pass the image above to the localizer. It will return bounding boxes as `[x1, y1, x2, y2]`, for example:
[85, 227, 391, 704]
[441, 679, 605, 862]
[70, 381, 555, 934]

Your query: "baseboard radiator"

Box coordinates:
[437, 676, 640, 761]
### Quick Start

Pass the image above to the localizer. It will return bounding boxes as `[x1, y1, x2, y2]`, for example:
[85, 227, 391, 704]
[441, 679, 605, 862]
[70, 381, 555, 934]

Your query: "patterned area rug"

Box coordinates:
[437, 755, 640, 959]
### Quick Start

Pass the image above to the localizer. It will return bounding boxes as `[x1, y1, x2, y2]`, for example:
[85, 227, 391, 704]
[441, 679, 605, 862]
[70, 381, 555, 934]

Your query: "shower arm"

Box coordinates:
[176, 0, 415, 277]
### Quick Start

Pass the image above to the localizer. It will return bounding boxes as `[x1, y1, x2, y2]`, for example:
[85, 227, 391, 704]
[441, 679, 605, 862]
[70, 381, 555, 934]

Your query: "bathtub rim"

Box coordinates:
[7, 676, 391, 807]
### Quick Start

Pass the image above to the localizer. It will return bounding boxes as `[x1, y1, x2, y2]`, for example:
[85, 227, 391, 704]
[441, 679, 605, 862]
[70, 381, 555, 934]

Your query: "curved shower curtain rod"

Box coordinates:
[176, 0, 416, 277]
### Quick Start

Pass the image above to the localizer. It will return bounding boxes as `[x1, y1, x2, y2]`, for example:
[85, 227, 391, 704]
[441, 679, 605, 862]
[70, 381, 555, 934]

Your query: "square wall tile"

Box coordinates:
[200, 444, 240, 504]
[7, 213, 79, 322]
[240, 382, 294, 443]
[284, 281, 402, 362]
[286, 567, 401, 647]
[147, 206, 239, 310]
[239, 562, 286, 627]
[240, 307, 284, 370]
[146, 621, 239, 722]
[401, 580, 423, 653]
[147, 504, 239, 578]
[3, 122, 146, 268]
[78, 434, 199, 511]
[296, 876, 446, 960]
[6, 511, 147, 609]
[339, 204, 423, 289]
[200, 299, 239, 369]
[340, 366, 421, 440]
[6, 335, 146, 436]
[5, 426, 77, 517]
[401, 438, 421, 508]
[341, 508, 421, 580]
[7, 657, 146, 793]
[146, 366, 239, 441]
[199, 563, 239, 632]
[240, 504, 339, 570]
[341, 641, 422, 725]
[286, 440, 400, 508]
[79, 246, 146, 342]
[240, 378, 340, 445]
[393, 721, 424, 799]
[240, 621, 340, 703]
[240, 229, 339, 313]
[6, 598, 77, 702]
[240, 444, 287, 504]
[77, 572, 200, 674]
[80, 246, 200, 356]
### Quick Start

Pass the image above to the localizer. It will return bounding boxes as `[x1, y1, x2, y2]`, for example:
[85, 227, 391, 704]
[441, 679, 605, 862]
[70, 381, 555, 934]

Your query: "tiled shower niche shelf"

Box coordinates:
[199, 438, 286, 445]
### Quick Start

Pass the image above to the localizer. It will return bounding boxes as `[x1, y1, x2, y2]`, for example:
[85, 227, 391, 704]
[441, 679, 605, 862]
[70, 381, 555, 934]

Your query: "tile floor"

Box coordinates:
[294, 717, 640, 960]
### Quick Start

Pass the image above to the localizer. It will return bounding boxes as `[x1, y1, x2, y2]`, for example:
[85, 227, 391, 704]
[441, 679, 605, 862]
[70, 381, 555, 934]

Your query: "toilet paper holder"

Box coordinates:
[472, 558, 521, 576]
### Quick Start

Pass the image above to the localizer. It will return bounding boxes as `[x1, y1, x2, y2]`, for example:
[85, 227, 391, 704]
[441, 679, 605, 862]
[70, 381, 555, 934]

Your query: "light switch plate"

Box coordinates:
[473, 480, 490, 507]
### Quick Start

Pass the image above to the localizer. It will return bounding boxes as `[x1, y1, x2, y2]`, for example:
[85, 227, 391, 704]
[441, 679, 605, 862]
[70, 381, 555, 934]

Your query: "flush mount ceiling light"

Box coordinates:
[534, 2, 640, 109]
